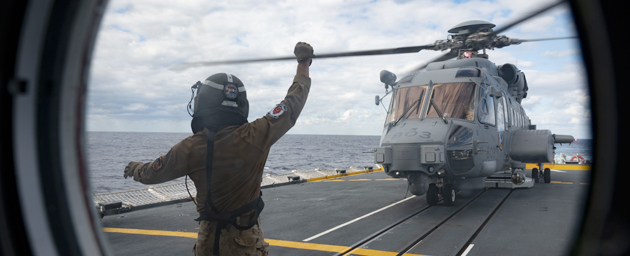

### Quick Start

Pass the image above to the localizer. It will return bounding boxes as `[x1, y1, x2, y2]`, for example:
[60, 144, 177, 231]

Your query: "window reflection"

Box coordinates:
[387, 86, 427, 123]
[478, 86, 495, 125]
[426, 82, 476, 121]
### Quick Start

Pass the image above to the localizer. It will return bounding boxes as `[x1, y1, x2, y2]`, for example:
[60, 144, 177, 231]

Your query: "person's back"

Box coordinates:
[124, 42, 314, 256]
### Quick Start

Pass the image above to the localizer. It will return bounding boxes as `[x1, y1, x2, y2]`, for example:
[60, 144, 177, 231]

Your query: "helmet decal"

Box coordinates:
[224, 84, 239, 100]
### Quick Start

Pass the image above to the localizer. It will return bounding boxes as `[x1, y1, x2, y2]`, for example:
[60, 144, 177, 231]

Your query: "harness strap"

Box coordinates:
[196, 128, 265, 255]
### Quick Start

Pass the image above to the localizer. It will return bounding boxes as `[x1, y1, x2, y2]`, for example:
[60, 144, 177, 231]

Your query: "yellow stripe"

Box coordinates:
[102, 227, 428, 256]
[550, 181, 574, 184]
[525, 163, 591, 170]
[349, 179, 372, 181]
[103, 227, 197, 239]
[306, 167, 384, 182]
[375, 178, 401, 181]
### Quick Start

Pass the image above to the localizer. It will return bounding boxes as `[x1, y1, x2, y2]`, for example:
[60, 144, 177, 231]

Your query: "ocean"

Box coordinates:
[87, 132, 592, 194]
[87, 132, 381, 194]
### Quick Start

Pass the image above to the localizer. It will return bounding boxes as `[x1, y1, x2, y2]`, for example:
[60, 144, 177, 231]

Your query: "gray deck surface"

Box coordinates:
[101, 169, 589, 255]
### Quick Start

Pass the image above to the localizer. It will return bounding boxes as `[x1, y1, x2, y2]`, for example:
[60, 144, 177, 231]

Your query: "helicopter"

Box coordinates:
[371, 18, 576, 206]
[169, 0, 578, 206]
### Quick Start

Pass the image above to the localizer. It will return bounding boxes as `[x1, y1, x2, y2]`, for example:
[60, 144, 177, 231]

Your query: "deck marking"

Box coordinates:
[302, 196, 417, 242]
[323, 179, 345, 182]
[462, 244, 474, 256]
[103, 227, 197, 239]
[375, 178, 401, 181]
[550, 181, 573, 184]
[102, 227, 428, 256]
[525, 164, 591, 171]
[349, 179, 372, 181]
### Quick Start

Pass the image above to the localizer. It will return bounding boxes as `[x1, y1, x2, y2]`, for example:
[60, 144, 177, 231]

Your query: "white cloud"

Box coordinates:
[541, 49, 580, 58]
[87, 0, 589, 138]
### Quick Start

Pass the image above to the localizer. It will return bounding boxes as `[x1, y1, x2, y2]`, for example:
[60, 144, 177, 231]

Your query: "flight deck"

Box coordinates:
[101, 166, 589, 255]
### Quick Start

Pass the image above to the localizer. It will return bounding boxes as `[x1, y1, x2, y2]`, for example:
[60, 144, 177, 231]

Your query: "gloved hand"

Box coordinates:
[294, 42, 314, 65]
[123, 162, 135, 179]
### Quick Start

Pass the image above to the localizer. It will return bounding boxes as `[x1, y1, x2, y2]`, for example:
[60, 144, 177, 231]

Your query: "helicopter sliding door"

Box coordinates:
[477, 85, 501, 175]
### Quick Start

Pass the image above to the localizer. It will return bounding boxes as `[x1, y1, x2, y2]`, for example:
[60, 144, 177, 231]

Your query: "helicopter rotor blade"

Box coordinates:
[169, 45, 437, 72]
[489, 0, 568, 36]
[511, 36, 578, 43]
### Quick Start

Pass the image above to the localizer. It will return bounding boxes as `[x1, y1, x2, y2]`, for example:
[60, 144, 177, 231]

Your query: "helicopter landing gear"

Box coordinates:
[544, 168, 551, 183]
[443, 184, 455, 206]
[427, 183, 438, 206]
[531, 168, 539, 183]
[426, 182, 455, 206]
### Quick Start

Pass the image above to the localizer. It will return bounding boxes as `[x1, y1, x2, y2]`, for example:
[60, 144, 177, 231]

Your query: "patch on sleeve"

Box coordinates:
[267, 103, 287, 119]
[152, 156, 163, 171]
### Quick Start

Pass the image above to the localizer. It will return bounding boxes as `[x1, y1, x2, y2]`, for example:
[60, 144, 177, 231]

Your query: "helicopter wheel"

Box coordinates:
[443, 184, 455, 206]
[531, 168, 539, 183]
[544, 168, 551, 183]
[427, 183, 438, 206]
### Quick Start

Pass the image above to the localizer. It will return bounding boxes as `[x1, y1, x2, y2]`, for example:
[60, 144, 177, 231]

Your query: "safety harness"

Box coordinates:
[194, 127, 264, 256]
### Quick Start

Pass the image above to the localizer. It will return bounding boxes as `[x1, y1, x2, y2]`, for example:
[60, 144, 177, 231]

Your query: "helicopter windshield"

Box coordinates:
[426, 82, 476, 121]
[387, 85, 427, 123]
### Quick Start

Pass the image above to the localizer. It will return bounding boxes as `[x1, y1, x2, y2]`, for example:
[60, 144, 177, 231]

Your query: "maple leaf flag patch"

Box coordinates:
[267, 103, 287, 119]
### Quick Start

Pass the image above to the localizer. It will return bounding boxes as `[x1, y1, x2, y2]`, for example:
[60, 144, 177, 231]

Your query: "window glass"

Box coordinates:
[386, 86, 427, 123]
[426, 82, 476, 121]
[478, 86, 495, 125]
[497, 97, 506, 149]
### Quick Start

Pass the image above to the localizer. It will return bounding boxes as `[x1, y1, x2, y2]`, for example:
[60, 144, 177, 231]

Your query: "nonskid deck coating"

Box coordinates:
[101, 168, 590, 255]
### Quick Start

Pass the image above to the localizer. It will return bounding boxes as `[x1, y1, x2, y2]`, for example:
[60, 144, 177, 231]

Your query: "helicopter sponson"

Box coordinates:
[374, 57, 573, 205]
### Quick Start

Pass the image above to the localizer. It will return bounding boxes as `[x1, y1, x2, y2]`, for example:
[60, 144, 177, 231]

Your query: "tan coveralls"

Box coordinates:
[126, 74, 311, 255]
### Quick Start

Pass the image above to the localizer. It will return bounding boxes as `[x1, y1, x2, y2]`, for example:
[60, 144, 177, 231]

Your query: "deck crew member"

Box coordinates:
[123, 42, 314, 256]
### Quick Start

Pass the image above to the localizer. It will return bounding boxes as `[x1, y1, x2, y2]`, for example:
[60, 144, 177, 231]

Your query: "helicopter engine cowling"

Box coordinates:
[509, 130, 554, 163]
[498, 64, 527, 103]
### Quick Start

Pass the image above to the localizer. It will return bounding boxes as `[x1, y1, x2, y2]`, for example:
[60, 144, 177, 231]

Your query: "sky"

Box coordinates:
[87, 0, 591, 139]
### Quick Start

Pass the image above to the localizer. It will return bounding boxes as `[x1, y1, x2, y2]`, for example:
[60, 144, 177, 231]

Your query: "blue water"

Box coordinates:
[87, 132, 592, 194]
[87, 132, 380, 194]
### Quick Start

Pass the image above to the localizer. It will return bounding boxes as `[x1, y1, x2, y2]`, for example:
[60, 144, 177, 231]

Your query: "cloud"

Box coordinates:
[541, 49, 580, 58]
[87, 0, 589, 138]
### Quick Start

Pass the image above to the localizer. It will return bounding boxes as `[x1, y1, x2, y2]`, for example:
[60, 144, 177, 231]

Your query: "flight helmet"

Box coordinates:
[189, 73, 249, 133]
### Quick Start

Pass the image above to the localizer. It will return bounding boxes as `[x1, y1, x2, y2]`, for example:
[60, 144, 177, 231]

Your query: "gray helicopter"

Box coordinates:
[170, 1, 576, 206]
[372, 19, 575, 206]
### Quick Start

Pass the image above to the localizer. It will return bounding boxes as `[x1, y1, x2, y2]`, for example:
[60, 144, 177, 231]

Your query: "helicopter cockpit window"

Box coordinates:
[455, 68, 480, 78]
[426, 82, 476, 121]
[387, 86, 427, 123]
[478, 87, 495, 125]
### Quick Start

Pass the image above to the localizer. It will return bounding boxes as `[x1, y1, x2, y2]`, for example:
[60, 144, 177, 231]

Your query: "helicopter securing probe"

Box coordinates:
[169, 0, 576, 206]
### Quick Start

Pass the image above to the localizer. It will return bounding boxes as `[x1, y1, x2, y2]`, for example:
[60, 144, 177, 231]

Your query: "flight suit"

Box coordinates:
[125, 74, 311, 256]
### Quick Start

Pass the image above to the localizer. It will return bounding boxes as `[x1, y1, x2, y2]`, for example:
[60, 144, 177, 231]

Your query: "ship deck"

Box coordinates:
[101, 166, 589, 255]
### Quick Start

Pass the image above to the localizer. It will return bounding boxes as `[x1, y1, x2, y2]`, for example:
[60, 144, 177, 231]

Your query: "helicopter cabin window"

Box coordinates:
[426, 82, 476, 121]
[497, 98, 507, 135]
[478, 86, 495, 125]
[387, 85, 427, 123]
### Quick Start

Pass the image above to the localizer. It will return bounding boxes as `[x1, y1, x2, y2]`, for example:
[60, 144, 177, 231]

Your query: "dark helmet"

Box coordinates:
[190, 73, 249, 133]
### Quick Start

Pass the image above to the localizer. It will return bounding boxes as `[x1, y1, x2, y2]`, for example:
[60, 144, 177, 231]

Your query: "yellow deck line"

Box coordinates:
[103, 227, 429, 256]
[306, 167, 384, 182]
[525, 163, 591, 171]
